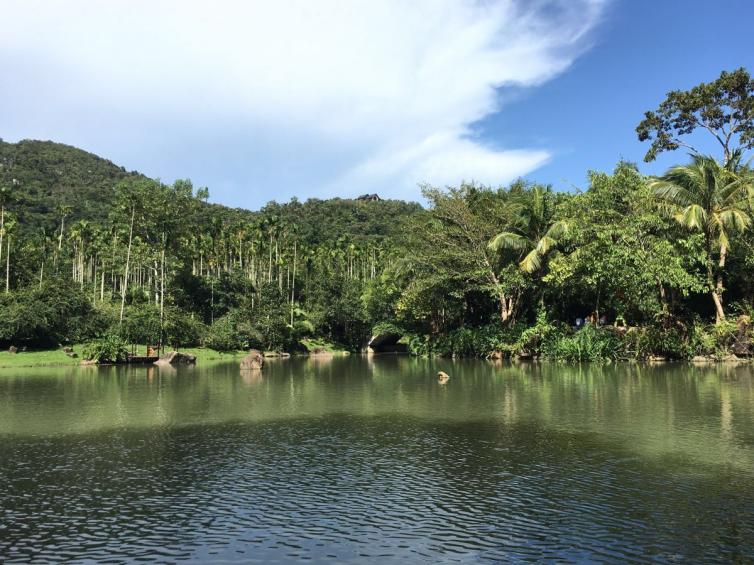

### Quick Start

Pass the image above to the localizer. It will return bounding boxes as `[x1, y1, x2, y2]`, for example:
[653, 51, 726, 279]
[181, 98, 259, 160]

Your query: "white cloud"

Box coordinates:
[0, 0, 606, 205]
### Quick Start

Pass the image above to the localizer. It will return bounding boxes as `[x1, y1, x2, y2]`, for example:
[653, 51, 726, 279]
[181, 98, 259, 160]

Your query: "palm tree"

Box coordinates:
[0, 182, 13, 275]
[488, 186, 570, 273]
[651, 153, 754, 324]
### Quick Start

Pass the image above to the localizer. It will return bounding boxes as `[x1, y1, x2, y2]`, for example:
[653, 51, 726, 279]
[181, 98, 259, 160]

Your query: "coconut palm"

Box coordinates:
[651, 152, 754, 323]
[488, 186, 570, 273]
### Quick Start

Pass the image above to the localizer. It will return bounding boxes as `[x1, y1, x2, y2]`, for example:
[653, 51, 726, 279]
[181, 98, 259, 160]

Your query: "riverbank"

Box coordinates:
[0, 341, 351, 369]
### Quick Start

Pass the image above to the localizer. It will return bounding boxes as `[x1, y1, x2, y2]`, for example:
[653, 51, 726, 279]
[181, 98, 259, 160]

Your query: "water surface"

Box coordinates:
[1, 357, 753, 563]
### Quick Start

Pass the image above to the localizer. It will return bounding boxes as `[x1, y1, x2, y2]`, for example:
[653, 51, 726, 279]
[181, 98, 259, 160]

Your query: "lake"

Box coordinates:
[1, 356, 753, 563]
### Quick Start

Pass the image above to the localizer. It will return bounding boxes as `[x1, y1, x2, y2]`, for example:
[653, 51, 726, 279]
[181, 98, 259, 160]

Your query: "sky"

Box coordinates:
[1, 0, 752, 208]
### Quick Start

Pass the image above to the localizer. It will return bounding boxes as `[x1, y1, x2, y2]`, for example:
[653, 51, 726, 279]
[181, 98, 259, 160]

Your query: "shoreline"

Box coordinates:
[1, 348, 749, 370]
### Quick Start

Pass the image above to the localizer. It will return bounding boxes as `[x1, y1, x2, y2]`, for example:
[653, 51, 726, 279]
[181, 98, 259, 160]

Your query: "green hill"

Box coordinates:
[0, 138, 422, 244]
[0, 139, 142, 231]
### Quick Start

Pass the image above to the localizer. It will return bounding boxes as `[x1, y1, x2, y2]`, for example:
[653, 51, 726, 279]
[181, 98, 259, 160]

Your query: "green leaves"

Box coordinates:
[637, 68, 754, 163]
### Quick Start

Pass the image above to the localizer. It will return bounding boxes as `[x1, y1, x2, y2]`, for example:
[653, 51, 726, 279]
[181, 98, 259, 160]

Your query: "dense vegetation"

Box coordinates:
[2, 68, 754, 361]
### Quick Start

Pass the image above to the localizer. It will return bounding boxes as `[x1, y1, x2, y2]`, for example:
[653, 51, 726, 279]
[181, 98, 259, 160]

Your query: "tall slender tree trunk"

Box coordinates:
[0, 204, 4, 276]
[119, 204, 136, 326]
[713, 245, 727, 324]
[159, 237, 165, 354]
[706, 243, 725, 325]
[290, 242, 297, 326]
[5, 236, 10, 293]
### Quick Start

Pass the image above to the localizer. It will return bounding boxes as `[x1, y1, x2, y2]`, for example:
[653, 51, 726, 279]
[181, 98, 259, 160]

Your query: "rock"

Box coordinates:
[310, 347, 333, 357]
[154, 351, 197, 366]
[733, 315, 752, 356]
[264, 351, 291, 358]
[691, 355, 713, 363]
[720, 353, 741, 363]
[648, 355, 668, 363]
[240, 349, 265, 370]
[80, 359, 97, 366]
[8, 346, 18, 354]
[437, 371, 450, 384]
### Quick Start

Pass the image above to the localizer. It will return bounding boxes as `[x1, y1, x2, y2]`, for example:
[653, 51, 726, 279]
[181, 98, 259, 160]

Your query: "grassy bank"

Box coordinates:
[0, 341, 352, 369]
[0, 349, 82, 369]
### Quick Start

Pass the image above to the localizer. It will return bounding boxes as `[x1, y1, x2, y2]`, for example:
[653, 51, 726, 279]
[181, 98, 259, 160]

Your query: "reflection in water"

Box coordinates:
[0, 357, 753, 562]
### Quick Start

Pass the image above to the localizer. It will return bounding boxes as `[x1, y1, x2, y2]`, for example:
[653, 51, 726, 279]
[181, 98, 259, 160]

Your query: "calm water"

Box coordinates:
[1, 357, 753, 563]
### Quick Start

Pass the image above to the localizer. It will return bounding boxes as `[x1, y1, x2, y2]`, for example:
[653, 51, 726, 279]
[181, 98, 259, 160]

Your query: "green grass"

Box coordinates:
[0, 348, 82, 368]
[177, 347, 247, 362]
[300, 338, 350, 354]
[0, 341, 352, 369]
[0, 345, 248, 368]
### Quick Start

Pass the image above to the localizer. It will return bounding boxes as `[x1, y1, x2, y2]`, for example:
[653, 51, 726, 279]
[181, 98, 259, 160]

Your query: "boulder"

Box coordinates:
[240, 349, 265, 370]
[648, 355, 668, 363]
[732, 315, 752, 356]
[720, 353, 742, 363]
[264, 351, 291, 358]
[691, 355, 713, 363]
[154, 351, 197, 366]
[310, 347, 333, 357]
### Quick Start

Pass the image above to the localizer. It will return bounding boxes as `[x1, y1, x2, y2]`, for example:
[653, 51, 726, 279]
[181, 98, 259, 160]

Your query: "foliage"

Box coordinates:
[0, 279, 103, 347]
[82, 333, 129, 363]
[546, 325, 622, 362]
[636, 67, 754, 163]
[2, 68, 754, 360]
[204, 314, 253, 352]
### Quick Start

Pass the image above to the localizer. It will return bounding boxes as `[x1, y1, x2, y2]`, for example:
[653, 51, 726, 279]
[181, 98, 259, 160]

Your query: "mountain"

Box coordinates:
[0, 138, 422, 243]
[0, 139, 143, 231]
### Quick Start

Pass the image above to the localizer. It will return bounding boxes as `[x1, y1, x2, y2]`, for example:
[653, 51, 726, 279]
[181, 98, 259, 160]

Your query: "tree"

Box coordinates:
[488, 185, 570, 274]
[651, 153, 754, 323]
[0, 182, 11, 283]
[545, 163, 703, 322]
[637, 68, 754, 164]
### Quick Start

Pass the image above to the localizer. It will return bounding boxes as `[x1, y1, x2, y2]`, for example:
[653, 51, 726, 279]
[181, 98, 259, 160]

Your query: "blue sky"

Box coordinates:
[500, 0, 754, 192]
[1, 0, 752, 207]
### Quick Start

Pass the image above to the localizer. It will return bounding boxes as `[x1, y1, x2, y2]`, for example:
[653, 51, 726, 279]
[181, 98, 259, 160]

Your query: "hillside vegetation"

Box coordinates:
[1, 68, 754, 361]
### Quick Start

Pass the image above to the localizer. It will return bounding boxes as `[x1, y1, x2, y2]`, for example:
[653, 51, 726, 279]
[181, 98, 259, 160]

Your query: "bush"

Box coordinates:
[688, 319, 738, 358]
[630, 324, 690, 359]
[0, 280, 101, 347]
[204, 314, 248, 352]
[83, 334, 129, 363]
[163, 308, 206, 349]
[545, 324, 622, 362]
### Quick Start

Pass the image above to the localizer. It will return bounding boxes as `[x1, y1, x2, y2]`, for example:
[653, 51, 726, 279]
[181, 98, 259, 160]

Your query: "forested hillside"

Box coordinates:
[0, 138, 423, 353]
[1, 69, 754, 362]
[0, 139, 142, 230]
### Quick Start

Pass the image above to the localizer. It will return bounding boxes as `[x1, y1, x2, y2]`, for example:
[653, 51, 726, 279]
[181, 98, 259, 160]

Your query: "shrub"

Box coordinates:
[83, 334, 129, 363]
[546, 324, 622, 362]
[688, 319, 738, 358]
[204, 314, 248, 352]
[0, 279, 100, 347]
[163, 308, 206, 349]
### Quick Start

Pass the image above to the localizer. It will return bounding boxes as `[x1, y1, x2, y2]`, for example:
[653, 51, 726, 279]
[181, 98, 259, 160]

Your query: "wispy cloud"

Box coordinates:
[0, 0, 606, 205]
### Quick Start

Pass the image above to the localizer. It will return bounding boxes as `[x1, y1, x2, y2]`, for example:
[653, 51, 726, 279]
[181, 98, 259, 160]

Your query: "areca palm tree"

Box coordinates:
[651, 153, 754, 323]
[488, 186, 570, 274]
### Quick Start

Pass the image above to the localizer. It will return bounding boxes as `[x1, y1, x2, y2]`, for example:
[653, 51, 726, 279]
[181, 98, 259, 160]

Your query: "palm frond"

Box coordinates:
[675, 204, 706, 231]
[520, 248, 543, 273]
[488, 231, 530, 252]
